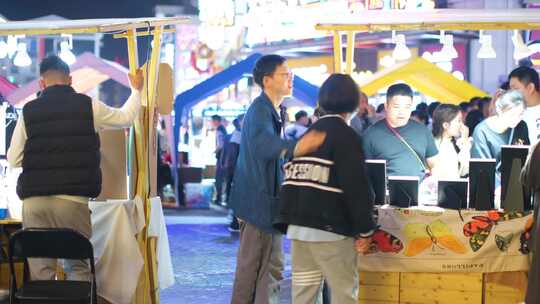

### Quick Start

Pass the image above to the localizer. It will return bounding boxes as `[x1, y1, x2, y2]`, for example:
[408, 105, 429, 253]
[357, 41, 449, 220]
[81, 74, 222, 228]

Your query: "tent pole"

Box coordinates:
[345, 31, 356, 75]
[333, 31, 343, 74]
[145, 25, 163, 304]
[126, 29, 141, 202]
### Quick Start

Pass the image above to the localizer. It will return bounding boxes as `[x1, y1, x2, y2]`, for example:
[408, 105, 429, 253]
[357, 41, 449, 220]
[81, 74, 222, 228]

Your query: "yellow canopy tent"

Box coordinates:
[359, 57, 488, 104]
[0, 17, 190, 304]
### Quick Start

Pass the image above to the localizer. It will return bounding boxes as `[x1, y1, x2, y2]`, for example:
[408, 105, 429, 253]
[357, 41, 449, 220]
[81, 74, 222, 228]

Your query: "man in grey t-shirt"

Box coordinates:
[363, 84, 439, 180]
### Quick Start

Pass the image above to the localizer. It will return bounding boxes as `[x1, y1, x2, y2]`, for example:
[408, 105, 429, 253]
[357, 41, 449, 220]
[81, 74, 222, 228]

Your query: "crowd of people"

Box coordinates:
[225, 54, 540, 303]
[1, 47, 538, 304]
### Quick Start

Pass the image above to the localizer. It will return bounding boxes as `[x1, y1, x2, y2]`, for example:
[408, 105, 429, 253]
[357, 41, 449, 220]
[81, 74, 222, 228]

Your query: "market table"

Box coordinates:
[358, 206, 532, 304]
[89, 196, 174, 304]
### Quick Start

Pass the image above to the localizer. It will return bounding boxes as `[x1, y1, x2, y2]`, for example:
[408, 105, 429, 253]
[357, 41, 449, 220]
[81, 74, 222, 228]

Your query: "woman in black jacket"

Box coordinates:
[275, 74, 375, 304]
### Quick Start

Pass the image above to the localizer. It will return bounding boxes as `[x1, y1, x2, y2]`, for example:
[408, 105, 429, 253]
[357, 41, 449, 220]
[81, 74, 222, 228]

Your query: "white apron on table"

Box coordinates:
[148, 197, 175, 290]
[89, 198, 145, 304]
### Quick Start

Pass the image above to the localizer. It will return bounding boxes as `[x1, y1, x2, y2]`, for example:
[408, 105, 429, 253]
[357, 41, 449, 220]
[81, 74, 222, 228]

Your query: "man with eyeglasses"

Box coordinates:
[229, 54, 323, 303]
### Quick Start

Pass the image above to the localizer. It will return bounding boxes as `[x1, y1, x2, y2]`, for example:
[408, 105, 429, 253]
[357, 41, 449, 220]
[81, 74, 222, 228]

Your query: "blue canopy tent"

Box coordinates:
[173, 53, 319, 151]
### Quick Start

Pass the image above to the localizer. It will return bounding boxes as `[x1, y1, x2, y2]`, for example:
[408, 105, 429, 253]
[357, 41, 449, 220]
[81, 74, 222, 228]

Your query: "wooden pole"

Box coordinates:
[333, 31, 343, 74]
[345, 31, 356, 75]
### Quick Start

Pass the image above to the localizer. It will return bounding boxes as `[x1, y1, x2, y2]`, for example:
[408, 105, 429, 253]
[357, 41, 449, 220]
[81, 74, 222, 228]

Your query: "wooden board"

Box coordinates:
[401, 273, 483, 291]
[484, 271, 527, 304]
[484, 291, 525, 304]
[97, 129, 128, 200]
[358, 300, 398, 304]
[148, 237, 159, 303]
[359, 272, 400, 286]
[359, 271, 526, 303]
[359, 285, 400, 302]
[156, 63, 174, 115]
[399, 288, 482, 304]
[0, 262, 23, 288]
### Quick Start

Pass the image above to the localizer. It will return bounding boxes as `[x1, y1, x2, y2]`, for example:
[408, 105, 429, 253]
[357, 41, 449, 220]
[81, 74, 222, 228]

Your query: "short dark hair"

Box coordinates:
[313, 106, 326, 118]
[39, 55, 70, 76]
[469, 96, 482, 106]
[415, 102, 428, 112]
[318, 74, 359, 114]
[386, 83, 413, 102]
[294, 110, 308, 121]
[232, 118, 240, 130]
[376, 103, 385, 113]
[479, 96, 492, 110]
[411, 110, 428, 125]
[211, 115, 222, 122]
[427, 101, 441, 118]
[465, 109, 484, 135]
[459, 101, 471, 112]
[432, 103, 460, 138]
[252, 54, 287, 89]
[509, 66, 539, 92]
[234, 114, 244, 130]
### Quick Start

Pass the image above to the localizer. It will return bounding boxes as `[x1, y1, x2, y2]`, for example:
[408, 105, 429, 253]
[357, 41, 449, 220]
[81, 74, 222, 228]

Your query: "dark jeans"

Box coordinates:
[323, 282, 331, 304]
[216, 167, 235, 204]
[214, 166, 225, 203]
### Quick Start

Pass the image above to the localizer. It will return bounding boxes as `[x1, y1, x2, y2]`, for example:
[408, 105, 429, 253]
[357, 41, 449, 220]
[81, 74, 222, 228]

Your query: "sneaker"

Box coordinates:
[228, 217, 240, 232]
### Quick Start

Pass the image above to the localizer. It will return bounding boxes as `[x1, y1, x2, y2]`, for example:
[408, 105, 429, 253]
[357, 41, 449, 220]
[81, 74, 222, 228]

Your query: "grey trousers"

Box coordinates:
[231, 221, 284, 304]
[22, 196, 92, 281]
[291, 238, 358, 304]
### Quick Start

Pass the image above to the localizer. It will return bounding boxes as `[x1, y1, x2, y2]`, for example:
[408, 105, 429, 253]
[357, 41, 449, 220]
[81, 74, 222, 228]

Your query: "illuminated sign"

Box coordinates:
[202, 108, 246, 118]
[350, 0, 436, 10]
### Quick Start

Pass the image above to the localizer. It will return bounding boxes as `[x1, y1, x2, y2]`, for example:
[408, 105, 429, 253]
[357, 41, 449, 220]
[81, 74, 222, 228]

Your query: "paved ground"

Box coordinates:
[160, 208, 292, 304]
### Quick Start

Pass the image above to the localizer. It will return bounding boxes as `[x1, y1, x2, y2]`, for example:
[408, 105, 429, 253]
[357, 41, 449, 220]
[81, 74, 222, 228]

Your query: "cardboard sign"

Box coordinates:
[97, 129, 128, 200]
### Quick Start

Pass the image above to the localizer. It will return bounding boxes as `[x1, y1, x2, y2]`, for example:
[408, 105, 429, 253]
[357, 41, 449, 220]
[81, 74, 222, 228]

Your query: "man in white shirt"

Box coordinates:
[509, 66, 540, 144]
[284, 110, 309, 140]
[7, 55, 143, 281]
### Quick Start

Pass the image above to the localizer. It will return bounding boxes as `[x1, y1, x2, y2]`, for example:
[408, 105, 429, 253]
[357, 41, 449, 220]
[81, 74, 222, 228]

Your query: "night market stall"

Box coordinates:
[316, 9, 540, 304]
[0, 17, 187, 304]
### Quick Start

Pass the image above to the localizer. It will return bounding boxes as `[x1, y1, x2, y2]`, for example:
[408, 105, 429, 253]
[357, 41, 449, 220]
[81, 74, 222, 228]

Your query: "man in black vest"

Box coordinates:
[7, 55, 143, 281]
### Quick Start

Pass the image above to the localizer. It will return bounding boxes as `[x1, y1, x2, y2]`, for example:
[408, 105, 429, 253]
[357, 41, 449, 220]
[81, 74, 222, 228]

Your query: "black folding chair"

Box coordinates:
[8, 228, 97, 304]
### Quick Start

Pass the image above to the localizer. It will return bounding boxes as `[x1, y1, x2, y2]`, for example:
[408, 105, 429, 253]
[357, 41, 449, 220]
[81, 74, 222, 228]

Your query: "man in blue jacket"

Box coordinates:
[229, 55, 296, 303]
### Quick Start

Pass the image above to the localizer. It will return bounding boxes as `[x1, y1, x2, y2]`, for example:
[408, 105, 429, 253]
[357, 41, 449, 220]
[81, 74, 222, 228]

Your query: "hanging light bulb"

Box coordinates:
[392, 32, 411, 61]
[162, 43, 175, 66]
[421, 51, 433, 62]
[0, 39, 8, 59]
[477, 30, 496, 59]
[441, 34, 458, 59]
[436, 61, 453, 73]
[58, 41, 76, 65]
[431, 51, 447, 63]
[452, 71, 465, 81]
[379, 55, 395, 68]
[512, 30, 533, 61]
[13, 43, 31, 67]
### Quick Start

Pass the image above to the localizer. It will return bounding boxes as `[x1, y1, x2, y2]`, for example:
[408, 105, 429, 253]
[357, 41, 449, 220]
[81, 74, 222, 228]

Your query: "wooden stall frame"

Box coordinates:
[315, 9, 540, 75]
[0, 17, 191, 304]
[315, 9, 540, 303]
